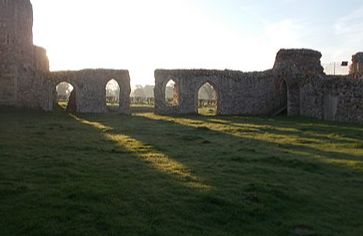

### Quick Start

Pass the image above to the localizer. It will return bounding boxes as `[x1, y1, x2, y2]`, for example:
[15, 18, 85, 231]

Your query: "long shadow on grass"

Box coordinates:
[1, 110, 241, 235]
[75, 112, 363, 187]
[133, 113, 363, 164]
[2, 108, 363, 235]
[71, 113, 304, 234]
[71, 112, 363, 235]
[201, 115, 363, 142]
[79, 112, 363, 179]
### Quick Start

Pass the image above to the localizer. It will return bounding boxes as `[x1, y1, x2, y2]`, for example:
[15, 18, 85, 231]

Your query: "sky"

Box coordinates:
[31, 0, 363, 86]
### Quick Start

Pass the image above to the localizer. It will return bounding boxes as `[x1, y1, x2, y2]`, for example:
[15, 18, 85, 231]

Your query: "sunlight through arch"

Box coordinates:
[55, 82, 75, 111]
[165, 80, 179, 106]
[197, 82, 218, 116]
[105, 79, 120, 112]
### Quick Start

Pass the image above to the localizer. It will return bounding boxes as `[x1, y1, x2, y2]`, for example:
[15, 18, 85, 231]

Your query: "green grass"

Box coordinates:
[0, 106, 363, 236]
[57, 102, 68, 109]
[198, 107, 217, 116]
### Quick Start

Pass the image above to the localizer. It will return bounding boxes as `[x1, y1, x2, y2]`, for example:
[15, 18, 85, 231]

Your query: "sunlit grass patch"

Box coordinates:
[72, 115, 211, 191]
[0, 106, 363, 235]
[198, 107, 217, 116]
[58, 102, 68, 109]
[139, 112, 363, 167]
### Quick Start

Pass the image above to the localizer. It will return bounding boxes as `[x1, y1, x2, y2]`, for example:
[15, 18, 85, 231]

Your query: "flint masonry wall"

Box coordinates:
[0, 0, 50, 109]
[155, 49, 363, 123]
[154, 69, 286, 115]
[350, 52, 363, 78]
[275, 49, 363, 123]
[49, 69, 131, 113]
[300, 76, 363, 123]
[1, 1, 362, 122]
[154, 49, 324, 117]
[273, 49, 325, 116]
[0, 0, 131, 113]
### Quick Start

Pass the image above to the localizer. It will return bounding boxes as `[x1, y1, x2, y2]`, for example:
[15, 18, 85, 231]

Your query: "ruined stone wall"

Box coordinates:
[154, 49, 325, 117]
[33, 46, 49, 73]
[0, 0, 50, 109]
[350, 52, 363, 78]
[49, 69, 131, 114]
[300, 76, 363, 123]
[154, 69, 286, 116]
[274, 49, 363, 123]
[273, 49, 325, 116]
[1, 1, 362, 122]
[155, 49, 362, 123]
[0, 0, 131, 113]
[0, 0, 22, 105]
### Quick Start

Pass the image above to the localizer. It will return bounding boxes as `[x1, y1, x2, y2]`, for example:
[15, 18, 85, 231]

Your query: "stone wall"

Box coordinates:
[273, 49, 325, 116]
[274, 49, 363, 123]
[48, 69, 131, 114]
[350, 52, 363, 78]
[33, 46, 49, 73]
[154, 49, 363, 123]
[0, 0, 131, 113]
[154, 49, 324, 117]
[1, 1, 362, 122]
[154, 69, 286, 116]
[300, 76, 363, 123]
[0, 0, 50, 109]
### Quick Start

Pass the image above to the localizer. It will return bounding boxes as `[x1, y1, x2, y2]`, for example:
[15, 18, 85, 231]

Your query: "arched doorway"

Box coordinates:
[105, 79, 120, 112]
[272, 80, 288, 116]
[197, 82, 218, 116]
[55, 82, 76, 112]
[280, 80, 288, 115]
[281, 80, 288, 115]
[165, 80, 179, 106]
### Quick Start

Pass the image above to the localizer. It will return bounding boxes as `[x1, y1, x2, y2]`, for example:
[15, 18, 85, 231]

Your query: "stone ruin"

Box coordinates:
[1, 0, 363, 123]
[0, 0, 48, 109]
[49, 70, 131, 113]
[0, 0, 131, 114]
[350, 52, 363, 78]
[155, 49, 363, 123]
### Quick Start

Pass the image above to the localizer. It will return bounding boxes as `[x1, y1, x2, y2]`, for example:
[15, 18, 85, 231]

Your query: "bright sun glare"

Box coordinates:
[31, 0, 362, 86]
[31, 0, 285, 86]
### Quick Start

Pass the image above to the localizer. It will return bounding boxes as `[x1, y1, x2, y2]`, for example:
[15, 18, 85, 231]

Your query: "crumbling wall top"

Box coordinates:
[155, 69, 273, 82]
[273, 48, 324, 75]
[350, 52, 363, 77]
[352, 52, 363, 63]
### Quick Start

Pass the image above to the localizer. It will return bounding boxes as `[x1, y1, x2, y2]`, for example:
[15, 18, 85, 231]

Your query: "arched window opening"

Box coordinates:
[105, 79, 120, 112]
[198, 82, 218, 116]
[55, 82, 74, 111]
[165, 80, 179, 106]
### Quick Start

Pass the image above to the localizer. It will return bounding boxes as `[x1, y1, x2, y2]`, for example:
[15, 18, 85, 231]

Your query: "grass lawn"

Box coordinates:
[198, 107, 217, 116]
[0, 106, 362, 235]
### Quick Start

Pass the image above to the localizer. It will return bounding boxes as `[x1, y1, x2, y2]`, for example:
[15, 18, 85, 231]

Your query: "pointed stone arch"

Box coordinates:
[196, 81, 219, 116]
[54, 81, 78, 113]
[164, 79, 179, 107]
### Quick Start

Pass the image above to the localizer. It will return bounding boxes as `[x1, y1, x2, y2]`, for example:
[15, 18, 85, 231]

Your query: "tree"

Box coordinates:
[56, 82, 71, 97]
[143, 85, 154, 98]
[106, 79, 120, 101]
[56, 82, 74, 102]
[199, 83, 216, 100]
[132, 85, 146, 98]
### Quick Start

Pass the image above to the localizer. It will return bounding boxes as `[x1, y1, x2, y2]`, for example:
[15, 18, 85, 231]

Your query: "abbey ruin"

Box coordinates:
[1, 0, 363, 123]
[0, 0, 131, 113]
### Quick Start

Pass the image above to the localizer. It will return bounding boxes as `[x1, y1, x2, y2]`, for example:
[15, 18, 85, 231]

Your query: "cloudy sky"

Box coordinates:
[31, 0, 363, 85]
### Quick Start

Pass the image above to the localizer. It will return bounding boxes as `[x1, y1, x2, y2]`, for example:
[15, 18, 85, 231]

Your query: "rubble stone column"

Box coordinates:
[350, 52, 363, 78]
[273, 49, 324, 116]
